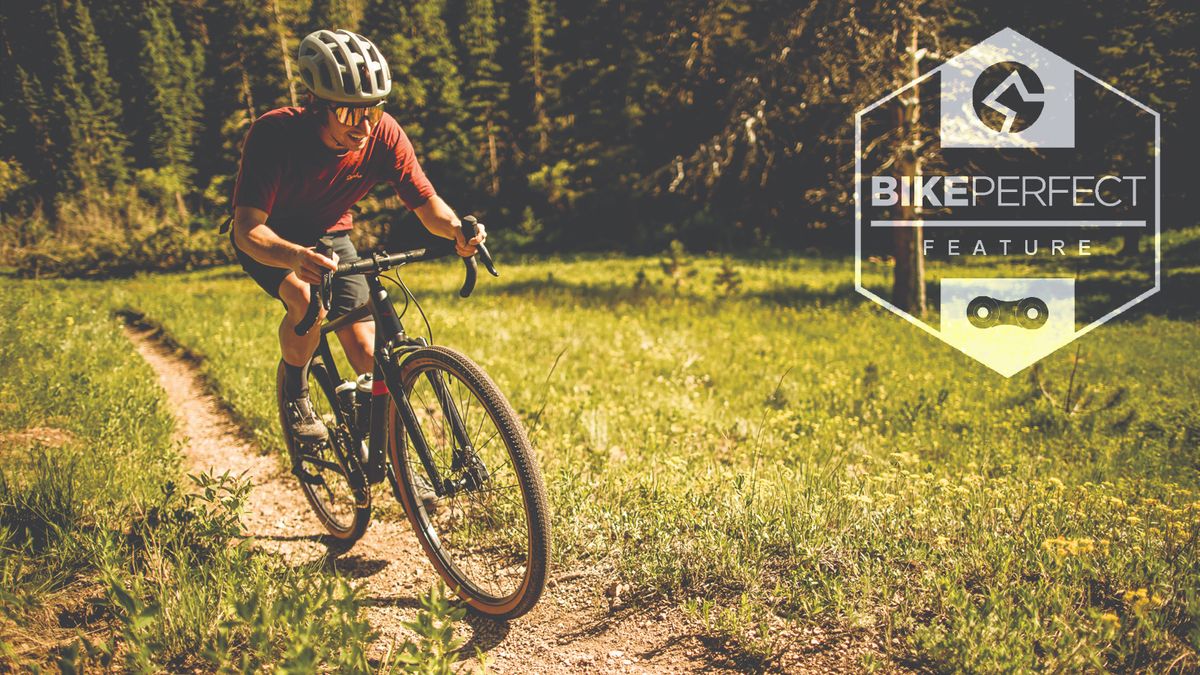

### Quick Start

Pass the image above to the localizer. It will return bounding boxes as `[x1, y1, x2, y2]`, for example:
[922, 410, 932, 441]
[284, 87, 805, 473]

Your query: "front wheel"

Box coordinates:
[388, 347, 550, 619]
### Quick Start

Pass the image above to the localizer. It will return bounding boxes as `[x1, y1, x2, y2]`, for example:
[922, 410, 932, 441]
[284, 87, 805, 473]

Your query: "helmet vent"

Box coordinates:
[297, 29, 391, 103]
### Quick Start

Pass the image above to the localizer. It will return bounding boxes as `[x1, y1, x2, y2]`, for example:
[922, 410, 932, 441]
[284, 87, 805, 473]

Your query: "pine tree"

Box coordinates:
[62, 0, 130, 190]
[461, 0, 508, 194]
[364, 0, 470, 184]
[0, 4, 56, 208]
[304, 0, 363, 33]
[42, 3, 96, 202]
[139, 0, 201, 180]
[3, 64, 55, 207]
[522, 0, 554, 158]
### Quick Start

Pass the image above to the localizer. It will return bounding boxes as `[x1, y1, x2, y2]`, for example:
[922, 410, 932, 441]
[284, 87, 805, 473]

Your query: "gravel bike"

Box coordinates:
[275, 217, 549, 619]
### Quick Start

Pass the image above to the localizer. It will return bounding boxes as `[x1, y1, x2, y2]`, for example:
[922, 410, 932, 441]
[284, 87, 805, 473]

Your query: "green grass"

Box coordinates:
[0, 283, 465, 672]
[109, 242, 1200, 672]
[5, 238, 1198, 672]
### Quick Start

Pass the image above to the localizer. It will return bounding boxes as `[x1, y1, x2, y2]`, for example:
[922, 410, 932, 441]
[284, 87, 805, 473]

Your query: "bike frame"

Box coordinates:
[306, 272, 469, 502]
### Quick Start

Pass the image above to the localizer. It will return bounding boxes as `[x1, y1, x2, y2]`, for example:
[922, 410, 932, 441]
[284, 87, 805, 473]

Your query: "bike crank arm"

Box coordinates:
[296, 454, 345, 475]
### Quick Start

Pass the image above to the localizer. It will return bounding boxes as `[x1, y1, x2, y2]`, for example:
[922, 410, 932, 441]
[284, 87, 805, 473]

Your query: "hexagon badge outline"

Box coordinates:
[853, 27, 1161, 376]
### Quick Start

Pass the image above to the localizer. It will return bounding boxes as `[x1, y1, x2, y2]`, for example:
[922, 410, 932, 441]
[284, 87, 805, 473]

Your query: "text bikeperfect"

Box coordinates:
[869, 174, 1148, 257]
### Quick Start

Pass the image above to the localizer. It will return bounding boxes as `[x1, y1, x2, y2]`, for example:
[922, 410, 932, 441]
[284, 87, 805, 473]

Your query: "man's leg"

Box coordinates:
[278, 273, 327, 367]
[325, 234, 375, 376]
[278, 273, 328, 442]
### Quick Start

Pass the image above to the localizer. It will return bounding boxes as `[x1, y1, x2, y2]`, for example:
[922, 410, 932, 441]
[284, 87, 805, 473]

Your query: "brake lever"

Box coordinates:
[458, 216, 489, 298]
[462, 215, 500, 278]
[294, 242, 335, 335]
[319, 270, 333, 310]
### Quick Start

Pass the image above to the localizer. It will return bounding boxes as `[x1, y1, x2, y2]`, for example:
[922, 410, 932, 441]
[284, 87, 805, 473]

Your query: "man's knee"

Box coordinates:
[335, 320, 374, 348]
[278, 274, 325, 322]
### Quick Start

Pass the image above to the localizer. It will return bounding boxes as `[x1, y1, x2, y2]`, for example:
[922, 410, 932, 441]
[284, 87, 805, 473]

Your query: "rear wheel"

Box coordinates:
[277, 359, 370, 544]
[388, 347, 550, 619]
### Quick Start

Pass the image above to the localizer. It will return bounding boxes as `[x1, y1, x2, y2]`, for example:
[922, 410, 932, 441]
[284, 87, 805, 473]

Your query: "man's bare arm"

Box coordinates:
[232, 205, 337, 284]
[412, 196, 485, 257]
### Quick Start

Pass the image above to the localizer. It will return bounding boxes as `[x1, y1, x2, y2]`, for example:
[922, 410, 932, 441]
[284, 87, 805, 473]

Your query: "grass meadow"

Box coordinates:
[2, 234, 1197, 671]
[0, 284, 462, 671]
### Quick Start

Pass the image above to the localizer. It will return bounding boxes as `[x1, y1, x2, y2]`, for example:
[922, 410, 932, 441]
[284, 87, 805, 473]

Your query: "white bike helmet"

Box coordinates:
[297, 29, 391, 103]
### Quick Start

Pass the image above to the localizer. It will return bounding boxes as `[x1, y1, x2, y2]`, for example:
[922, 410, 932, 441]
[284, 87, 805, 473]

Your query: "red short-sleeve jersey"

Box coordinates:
[233, 107, 436, 243]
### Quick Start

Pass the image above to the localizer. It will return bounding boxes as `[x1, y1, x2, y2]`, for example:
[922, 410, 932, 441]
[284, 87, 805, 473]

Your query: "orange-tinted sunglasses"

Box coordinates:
[330, 101, 384, 126]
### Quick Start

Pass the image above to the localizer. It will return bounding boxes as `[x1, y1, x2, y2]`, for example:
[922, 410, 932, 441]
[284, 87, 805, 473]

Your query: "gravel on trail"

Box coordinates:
[126, 324, 882, 674]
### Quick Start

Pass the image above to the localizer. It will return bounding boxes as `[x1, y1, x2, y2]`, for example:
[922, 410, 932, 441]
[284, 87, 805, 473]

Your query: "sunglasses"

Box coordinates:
[329, 101, 385, 126]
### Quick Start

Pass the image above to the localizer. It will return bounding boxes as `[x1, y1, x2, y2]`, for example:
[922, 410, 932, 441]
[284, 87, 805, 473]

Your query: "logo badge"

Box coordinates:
[855, 28, 1160, 376]
[972, 61, 1044, 133]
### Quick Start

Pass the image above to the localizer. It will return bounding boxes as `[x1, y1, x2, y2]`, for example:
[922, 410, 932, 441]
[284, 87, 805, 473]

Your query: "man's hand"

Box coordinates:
[454, 220, 486, 257]
[413, 197, 484, 256]
[291, 246, 339, 285]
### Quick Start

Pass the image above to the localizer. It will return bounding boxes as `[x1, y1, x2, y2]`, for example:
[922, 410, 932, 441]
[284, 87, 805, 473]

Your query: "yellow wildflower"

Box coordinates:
[1123, 588, 1165, 614]
[1042, 536, 1096, 558]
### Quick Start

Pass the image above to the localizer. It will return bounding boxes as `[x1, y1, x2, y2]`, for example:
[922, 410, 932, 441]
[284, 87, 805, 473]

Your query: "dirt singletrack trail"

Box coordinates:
[125, 324, 876, 674]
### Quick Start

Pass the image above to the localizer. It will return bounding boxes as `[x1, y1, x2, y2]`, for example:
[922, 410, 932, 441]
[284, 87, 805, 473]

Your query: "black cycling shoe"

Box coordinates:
[285, 396, 328, 444]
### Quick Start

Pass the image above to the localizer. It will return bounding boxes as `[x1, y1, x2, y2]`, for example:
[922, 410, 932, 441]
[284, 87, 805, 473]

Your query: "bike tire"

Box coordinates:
[387, 346, 550, 619]
[276, 359, 371, 545]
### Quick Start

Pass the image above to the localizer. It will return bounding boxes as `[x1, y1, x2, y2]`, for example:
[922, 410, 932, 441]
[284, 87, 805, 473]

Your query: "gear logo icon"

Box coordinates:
[972, 61, 1045, 133]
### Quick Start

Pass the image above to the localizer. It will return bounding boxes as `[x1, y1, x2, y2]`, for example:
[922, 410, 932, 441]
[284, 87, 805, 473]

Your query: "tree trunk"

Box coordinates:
[240, 59, 256, 121]
[529, 1, 549, 156]
[174, 189, 189, 221]
[487, 119, 500, 195]
[892, 20, 926, 317]
[271, 0, 298, 107]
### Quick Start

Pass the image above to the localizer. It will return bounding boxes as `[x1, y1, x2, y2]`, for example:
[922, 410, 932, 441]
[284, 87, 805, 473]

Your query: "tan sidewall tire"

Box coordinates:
[387, 347, 550, 619]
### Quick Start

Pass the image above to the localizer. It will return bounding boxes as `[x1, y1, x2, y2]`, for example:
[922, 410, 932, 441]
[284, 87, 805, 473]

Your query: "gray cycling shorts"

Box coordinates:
[231, 230, 370, 322]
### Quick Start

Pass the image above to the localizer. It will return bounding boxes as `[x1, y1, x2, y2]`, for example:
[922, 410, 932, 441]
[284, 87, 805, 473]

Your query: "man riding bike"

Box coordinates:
[229, 29, 484, 443]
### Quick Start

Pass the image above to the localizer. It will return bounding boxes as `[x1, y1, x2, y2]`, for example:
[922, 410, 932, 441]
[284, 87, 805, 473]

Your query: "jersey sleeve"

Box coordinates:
[232, 116, 284, 214]
[382, 116, 437, 210]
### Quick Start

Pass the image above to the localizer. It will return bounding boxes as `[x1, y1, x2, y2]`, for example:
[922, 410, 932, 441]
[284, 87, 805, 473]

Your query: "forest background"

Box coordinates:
[1, 0, 1196, 279]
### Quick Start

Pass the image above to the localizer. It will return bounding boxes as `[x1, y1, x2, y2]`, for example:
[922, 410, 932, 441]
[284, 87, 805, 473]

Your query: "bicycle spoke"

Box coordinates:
[399, 357, 535, 603]
[476, 427, 501, 454]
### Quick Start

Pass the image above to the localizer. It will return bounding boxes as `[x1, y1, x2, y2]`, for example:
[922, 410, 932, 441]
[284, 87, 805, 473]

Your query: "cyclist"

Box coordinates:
[229, 29, 484, 443]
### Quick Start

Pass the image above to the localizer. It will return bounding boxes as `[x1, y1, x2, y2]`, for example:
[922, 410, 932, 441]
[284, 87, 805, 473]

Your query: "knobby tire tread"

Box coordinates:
[390, 346, 551, 619]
